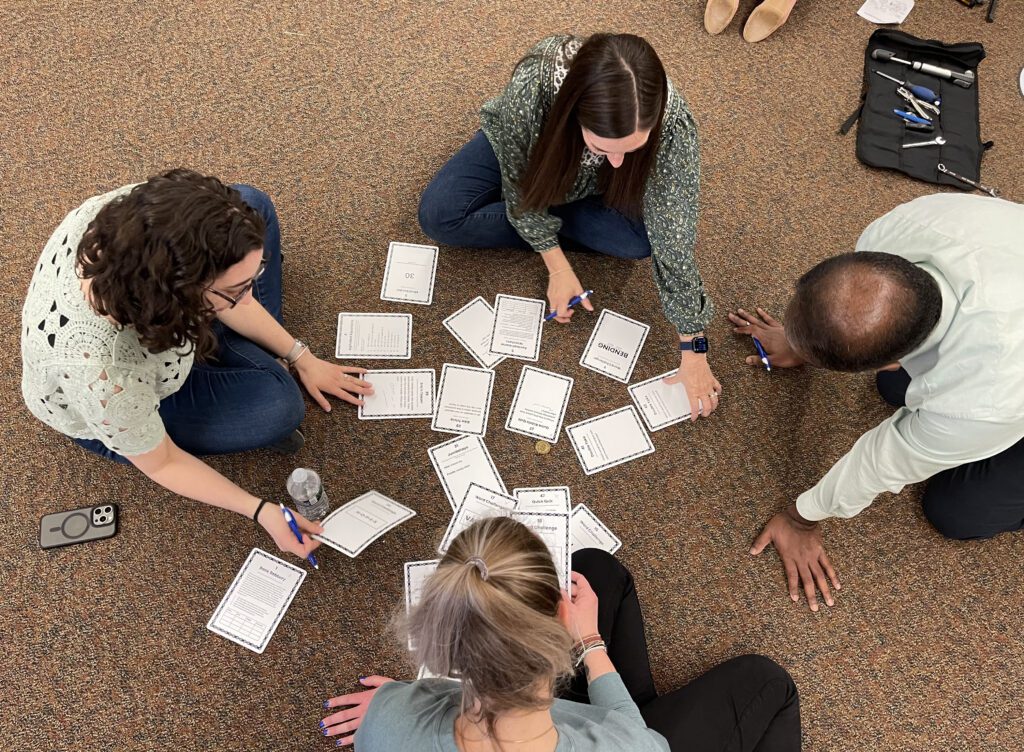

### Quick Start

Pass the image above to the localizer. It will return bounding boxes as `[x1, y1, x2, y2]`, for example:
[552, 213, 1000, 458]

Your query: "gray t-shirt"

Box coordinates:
[21, 186, 193, 456]
[354, 674, 669, 751]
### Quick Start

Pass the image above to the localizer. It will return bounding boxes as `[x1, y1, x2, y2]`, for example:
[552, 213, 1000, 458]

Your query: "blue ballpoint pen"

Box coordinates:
[279, 502, 319, 570]
[544, 290, 594, 321]
[751, 337, 771, 372]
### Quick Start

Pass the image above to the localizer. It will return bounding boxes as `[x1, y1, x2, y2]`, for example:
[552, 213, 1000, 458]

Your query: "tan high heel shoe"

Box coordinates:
[743, 0, 798, 42]
[704, 0, 740, 35]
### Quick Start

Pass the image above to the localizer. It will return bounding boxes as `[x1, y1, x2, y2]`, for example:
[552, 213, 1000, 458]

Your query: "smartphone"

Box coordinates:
[39, 504, 119, 550]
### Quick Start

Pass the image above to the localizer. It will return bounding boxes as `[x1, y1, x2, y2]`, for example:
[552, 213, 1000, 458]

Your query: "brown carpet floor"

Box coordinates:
[3, 1, 1023, 750]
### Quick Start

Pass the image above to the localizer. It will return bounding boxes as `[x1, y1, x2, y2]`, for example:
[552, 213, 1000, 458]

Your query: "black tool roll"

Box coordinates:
[841, 29, 988, 190]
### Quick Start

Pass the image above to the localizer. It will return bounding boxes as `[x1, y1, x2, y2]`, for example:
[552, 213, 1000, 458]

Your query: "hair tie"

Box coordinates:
[466, 556, 489, 581]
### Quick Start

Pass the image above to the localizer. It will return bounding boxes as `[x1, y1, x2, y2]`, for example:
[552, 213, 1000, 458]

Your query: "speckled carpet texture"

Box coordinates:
[3, 1, 1023, 750]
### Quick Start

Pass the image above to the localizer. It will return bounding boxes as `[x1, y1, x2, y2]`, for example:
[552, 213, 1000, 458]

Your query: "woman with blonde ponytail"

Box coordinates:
[320, 517, 802, 750]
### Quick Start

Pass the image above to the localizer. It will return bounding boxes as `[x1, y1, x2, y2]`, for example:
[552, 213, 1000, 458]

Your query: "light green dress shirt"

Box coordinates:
[796, 194, 1024, 521]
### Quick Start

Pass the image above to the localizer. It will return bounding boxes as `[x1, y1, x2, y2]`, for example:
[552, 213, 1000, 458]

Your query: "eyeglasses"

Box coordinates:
[207, 258, 267, 309]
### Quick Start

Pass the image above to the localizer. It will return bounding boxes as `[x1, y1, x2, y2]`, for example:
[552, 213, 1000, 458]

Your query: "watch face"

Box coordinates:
[692, 337, 709, 353]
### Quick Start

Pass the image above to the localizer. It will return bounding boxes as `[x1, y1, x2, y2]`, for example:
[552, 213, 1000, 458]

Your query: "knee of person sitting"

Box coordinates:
[417, 182, 460, 243]
[616, 237, 652, 261]
[233, 184, 278, 223]
[922, 488, 977, 541]
[732, 654, 794, 687]
[571, 547, 629, 583]
[262, 374, 306, 434]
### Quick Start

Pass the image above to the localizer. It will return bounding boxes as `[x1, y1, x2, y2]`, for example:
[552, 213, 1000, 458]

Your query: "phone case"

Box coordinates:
[39, 504, 119, 550]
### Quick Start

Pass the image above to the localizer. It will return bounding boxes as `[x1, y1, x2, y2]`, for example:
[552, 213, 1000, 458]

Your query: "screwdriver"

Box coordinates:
[873, 70, 941, 105]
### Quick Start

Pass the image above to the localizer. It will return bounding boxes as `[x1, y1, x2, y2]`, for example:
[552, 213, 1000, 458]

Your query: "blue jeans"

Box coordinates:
[418, 130, 652, 259]
[75, 185, 305, 464]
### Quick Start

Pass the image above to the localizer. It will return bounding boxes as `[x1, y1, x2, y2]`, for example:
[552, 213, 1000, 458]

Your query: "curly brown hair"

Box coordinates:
[77, 168, 266, 361]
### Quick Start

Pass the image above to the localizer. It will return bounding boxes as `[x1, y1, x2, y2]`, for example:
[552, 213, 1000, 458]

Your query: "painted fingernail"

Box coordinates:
[358, 675, 367, 681]
[336, 741, 345, 747]
[319, 720, 326, 728]
[322, 728, 330, 736]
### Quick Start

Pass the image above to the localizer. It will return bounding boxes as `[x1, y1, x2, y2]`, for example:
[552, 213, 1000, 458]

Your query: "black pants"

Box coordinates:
[563, 550, 802, 751]
[877, 368, 1024, 540]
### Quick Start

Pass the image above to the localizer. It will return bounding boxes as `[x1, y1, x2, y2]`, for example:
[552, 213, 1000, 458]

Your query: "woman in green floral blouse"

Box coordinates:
[419, 33, 721, 420]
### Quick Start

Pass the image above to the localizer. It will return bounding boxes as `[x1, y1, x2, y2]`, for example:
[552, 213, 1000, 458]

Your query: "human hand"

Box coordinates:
[320, 675, 394, 746]
[293, 355, 373, 411]
[728, 307, 805, 369]
[561, 571, 600, 639]
[750, 505, 841, 612]
[546, 268, 594, 324]
[663, 352, 722, 421]
[258, 504, 323, 560]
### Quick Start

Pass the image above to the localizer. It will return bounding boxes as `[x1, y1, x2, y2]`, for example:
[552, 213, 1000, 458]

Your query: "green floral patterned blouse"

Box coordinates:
[480, 35, 711, 334]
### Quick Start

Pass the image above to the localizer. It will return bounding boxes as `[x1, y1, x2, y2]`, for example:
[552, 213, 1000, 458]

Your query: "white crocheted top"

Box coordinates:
[21, 186, 194, 456]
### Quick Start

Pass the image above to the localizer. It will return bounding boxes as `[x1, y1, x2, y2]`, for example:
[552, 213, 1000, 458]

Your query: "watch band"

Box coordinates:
[284, 339, 308, 365]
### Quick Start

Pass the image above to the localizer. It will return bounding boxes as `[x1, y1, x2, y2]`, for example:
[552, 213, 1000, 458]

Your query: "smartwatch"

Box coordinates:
[679, 336, 709, 354]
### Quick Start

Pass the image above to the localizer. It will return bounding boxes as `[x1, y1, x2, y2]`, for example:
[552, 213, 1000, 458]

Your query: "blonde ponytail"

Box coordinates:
[394, 517, 574, 740]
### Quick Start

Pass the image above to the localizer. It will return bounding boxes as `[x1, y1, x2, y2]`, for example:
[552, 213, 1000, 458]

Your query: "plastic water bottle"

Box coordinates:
[286, 468, 330, 522]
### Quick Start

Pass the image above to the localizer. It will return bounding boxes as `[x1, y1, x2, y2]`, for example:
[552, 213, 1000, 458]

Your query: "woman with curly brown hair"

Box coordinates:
[20, 169, 373, 560]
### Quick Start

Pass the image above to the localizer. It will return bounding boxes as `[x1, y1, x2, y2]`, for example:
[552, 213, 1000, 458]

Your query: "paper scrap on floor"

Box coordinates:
[857, 0, 913, 25]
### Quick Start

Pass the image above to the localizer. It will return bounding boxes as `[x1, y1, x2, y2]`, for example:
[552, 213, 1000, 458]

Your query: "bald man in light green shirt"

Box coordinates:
[732, 193, 1024, 612]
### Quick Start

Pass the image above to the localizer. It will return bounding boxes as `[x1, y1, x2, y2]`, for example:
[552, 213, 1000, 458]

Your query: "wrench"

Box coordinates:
[937, 164, 1001, 198]
[902, 136, 946, 149]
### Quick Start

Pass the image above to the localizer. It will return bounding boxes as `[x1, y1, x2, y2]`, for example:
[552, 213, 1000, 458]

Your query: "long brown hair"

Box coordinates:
[394, 517, 573, 743]
[518, 34, 667, 219]
[77, 169, 265, 361]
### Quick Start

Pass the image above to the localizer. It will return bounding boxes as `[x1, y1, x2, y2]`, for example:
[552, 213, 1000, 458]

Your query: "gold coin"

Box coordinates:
[535, 440, 552, 455]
